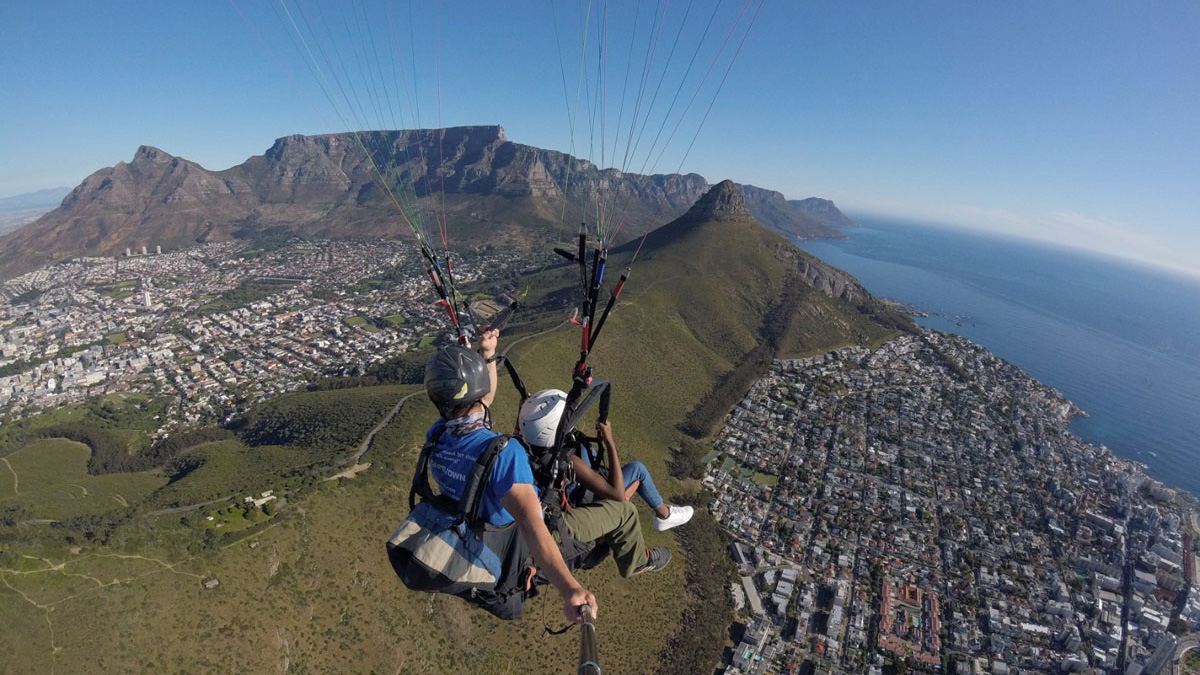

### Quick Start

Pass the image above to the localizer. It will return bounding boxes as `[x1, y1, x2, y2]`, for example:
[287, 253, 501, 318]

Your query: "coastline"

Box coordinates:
[797, 219, 1200, 502]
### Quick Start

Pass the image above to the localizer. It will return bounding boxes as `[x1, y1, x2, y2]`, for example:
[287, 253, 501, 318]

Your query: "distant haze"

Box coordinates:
[845, 203, 1200, 282]
[0, 187, 69, 236]
[0, 187, 69, 212]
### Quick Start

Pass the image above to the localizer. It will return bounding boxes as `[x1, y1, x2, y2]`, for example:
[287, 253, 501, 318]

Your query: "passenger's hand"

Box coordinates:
[595, 420, 614, 445]
[563, 585, 598, 624]
[478, 328, 500, 361]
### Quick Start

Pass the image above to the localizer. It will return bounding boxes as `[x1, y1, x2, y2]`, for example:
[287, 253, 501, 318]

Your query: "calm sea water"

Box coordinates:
[797, 217, 1200, 499]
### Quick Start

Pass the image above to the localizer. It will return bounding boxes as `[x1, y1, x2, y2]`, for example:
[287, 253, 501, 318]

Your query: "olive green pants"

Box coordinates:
[561, 499, 647, 578]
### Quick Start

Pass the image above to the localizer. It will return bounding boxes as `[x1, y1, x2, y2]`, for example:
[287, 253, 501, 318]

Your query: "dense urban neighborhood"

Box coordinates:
[0, 240, 522, 431]
[709, 333, 1200, 675]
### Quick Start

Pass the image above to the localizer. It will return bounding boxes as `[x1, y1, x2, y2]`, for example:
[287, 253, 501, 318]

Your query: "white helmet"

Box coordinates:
[519, 389, 568, 448]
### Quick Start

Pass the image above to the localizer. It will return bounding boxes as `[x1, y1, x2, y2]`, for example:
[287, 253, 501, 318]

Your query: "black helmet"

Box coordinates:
[424, 345, 490, 416]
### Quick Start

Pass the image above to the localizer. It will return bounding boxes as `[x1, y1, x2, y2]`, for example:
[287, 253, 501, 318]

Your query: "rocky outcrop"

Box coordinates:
[738, 184, 843, 240]
[687, 179, 752, 222]
[795, 254, 864, 303]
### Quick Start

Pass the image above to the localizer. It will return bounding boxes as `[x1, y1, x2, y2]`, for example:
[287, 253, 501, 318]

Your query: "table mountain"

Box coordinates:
[0, 127, 847, 279]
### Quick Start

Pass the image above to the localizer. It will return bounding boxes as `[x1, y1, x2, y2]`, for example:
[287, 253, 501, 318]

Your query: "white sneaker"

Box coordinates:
[654, 505, 694, 532]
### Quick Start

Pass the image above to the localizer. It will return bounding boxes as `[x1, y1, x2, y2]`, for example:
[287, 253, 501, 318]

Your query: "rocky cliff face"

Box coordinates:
[789, 197, 857, 229]
[795, 254, 865, 303]
[738, 184, 844, 240]
[0, 127, 837, 278]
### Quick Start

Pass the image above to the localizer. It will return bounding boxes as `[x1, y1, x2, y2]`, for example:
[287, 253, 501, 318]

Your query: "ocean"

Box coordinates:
[797, 217, 1200, 499]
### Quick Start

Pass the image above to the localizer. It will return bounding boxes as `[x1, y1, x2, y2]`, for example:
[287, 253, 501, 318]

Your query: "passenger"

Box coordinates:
[518, 389, 695, 532]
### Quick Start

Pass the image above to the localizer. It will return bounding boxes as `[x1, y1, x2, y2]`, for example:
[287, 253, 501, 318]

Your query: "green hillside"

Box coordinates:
[0, 439, 166, 521]
[0, 183, 910, 674]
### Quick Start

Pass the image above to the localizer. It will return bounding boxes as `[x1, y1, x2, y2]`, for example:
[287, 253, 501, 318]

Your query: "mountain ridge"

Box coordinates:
[0, 187, 71, 212]
[737, 183, 845, 240]
[0, 127, 854, 279]
[790, 196, 857, 229]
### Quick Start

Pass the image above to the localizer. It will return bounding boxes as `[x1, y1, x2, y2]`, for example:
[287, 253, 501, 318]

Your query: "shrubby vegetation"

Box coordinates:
[151, 426, 235, 460]
[656, 439, 735, 673]
[232, 222, 301, 252]
[681, 277, 912, 439]
[681, 275, 814, 438]
[669, 438, 710, 481]
[655, 493, 736, 675]
[228, 387, 400, 452]
[34, 423, 148, 474]
[368, 347, 437, 385]
[7, 397, 229, 476]
[165, 454, 206, 484]
[306, 374, 381, 390]
[860, 300, 917, 333]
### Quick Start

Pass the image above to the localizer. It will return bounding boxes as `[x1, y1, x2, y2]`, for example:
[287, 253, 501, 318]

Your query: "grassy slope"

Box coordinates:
[0, 395, 676, 675]
[143, 440, 316, 508]
[0, 439, 166, 520]
[0, 208, 905, 674]
[0, 385, 412, 519]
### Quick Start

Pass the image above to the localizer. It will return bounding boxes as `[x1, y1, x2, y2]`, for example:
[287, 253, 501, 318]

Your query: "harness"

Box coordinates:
[393, 423, 597, 620]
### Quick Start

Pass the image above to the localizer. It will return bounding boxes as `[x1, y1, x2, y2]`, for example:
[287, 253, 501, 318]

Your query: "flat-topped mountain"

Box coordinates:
[0, 126, 854, 279]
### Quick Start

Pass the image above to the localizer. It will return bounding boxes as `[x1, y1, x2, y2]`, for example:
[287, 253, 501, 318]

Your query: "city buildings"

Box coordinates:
[709, 334, 1198, 675]
[0, 239, 527, 433]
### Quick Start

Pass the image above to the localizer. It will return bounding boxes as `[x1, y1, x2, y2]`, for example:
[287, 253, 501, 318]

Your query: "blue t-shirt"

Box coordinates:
[426, 421, 534, 527]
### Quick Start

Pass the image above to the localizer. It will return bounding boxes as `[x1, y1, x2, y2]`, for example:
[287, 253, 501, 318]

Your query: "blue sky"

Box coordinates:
[1, 1, 1197, 276]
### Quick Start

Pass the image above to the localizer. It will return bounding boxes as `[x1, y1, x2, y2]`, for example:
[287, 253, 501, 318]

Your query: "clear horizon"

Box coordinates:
[1, 1, 1197, 277]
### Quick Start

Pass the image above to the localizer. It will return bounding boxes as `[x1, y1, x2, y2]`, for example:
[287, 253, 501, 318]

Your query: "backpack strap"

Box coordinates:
[580, 437, 602, 475]
[457, 434, 513, 529]
[409, 423, 447, 511]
